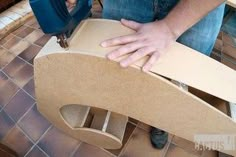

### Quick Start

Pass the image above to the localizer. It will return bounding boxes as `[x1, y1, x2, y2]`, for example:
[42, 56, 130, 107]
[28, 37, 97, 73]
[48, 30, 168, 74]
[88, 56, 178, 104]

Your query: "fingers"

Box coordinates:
[142, 52, 160, 72]
[121, 19, 142, 30]
[120, 47, 155, 67]
[107, 42, 145, 60]
[101, 34, 139, 47]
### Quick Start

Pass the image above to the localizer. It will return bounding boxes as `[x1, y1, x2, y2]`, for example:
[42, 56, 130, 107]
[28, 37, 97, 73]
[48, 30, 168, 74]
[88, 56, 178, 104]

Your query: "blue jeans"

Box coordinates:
[102, 0, 225, 56]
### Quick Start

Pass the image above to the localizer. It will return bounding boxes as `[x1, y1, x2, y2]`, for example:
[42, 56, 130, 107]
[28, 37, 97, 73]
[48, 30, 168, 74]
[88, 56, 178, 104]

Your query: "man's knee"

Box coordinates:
[177, 3, 225, 56]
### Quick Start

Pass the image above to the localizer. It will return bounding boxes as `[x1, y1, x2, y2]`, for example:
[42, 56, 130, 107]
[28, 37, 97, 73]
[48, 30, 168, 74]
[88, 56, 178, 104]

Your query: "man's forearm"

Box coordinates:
[163, 0, 226, 38]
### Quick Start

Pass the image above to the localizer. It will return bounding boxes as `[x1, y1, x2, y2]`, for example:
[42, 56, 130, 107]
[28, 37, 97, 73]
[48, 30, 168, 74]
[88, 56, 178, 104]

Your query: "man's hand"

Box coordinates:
[101, 19, 177, 72]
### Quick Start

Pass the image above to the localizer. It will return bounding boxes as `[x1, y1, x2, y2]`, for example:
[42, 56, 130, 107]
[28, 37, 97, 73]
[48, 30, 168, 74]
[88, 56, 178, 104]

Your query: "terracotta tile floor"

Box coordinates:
[0, 2, 221, 157]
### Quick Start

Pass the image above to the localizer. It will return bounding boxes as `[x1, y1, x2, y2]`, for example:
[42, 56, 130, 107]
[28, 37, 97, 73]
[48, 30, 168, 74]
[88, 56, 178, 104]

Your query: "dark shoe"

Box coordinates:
[150, 127, 168, 149]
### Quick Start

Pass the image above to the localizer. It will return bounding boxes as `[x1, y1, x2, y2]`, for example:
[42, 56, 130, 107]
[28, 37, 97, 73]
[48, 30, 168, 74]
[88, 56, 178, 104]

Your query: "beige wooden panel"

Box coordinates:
[34, 19, 236, 155]
[227, 0, 236, 8]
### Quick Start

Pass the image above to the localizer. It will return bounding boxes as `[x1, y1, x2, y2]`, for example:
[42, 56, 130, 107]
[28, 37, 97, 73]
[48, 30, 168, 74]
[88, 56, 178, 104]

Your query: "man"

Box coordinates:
[68, 0, 226, 149]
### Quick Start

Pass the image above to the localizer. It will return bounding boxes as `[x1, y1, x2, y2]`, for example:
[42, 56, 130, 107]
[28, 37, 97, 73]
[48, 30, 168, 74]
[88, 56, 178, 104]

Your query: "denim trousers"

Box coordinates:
[102, 0, 225, 56]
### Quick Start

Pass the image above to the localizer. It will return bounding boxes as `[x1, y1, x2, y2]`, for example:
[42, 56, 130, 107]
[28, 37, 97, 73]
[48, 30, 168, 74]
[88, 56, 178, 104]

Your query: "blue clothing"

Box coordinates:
[102, 0, 225, 56]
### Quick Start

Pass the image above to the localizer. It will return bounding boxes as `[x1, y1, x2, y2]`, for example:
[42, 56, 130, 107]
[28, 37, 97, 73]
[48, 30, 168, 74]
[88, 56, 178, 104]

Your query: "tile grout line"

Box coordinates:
[1, 70, 35, 101]
[1, 27, 44, 51]
[0, 48, 34, 71]
[69, 142, 82, 157]
[0, 87, 21, 112]
[23, 125, 52, 157]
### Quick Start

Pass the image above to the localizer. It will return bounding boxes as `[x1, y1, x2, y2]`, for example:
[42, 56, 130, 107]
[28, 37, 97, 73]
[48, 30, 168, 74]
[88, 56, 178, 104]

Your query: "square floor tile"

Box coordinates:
[25, 146, 48, 157]
[0, 33, 14, 45]
[0, 71, 8, 88]
[3, 36, 21, 50]
[12, 26, 27, 36]
[23, 78, 35, 98]
[0, 80, 19, 108]
[38, 127, 80, 157]
[11, 63, 33, 88]
[18, 105, 51, 142]
[119, 127, 168, 157]
[34, 35, 51, 47]
[19, 44, 41, 63]
[107, 122, 136, 156]
[3, 56, 26, 78]
[4, 89, 35, 122]
[0, 48, 15, 69]
[14, 26, 34, 38]
[0, 110, 15, 140]
[9, 40, 31, 56]
[25, 18, 37, 26]
[73, 143, 114, 157]
[2, 126, 34, 156]
[165, 144, 198, 157]
[25, 30, 44, 44]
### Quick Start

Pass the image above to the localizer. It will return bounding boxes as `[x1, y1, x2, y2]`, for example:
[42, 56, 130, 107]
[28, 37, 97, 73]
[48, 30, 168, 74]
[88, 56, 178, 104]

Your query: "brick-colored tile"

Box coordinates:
[0, 33, 14, 45]
[25, 146, 48, 157]
[222, 32, 236, 47]
[0, 48, 15, 69]
[0, 80, 19, 108]
[2, 126, 34, 156]
[13, 26, 34, 38]
[107, 122, 136, 156]
[3, 56, 26, 78]
[3, 36, 21, 49]
[34, 35, 51, 47]
[0, 110, 15, 140]
[119, 127, 167, 157]
[73, 143, 114, 157]
[18, 105, 51, 142]
[12, 26, 27, 36]
[25, 30, 44, 43]
[23, 78, 35, 98]
[221, 54, 236, 70]
[9, 40, 31, 56]
[165, 144, 198, 157]
[4, 89, 35, 122]
[222, 44, 236, 60]
[25, 17, 38, 26]
[11, 63, 33, 88]
[171, 136, 202, 156]
[0, 71, 8, 88]
[38, 127, 80, 157]
[19, 44, 41, 63]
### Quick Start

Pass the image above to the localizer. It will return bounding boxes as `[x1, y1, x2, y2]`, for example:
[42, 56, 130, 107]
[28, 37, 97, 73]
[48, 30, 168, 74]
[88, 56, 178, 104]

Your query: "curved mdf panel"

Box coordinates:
[34, 19, 236, 155]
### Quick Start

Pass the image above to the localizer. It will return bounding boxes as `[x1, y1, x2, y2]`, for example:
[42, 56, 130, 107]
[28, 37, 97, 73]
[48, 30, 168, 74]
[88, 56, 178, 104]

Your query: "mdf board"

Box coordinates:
[34, 19, 236, 155]
[227, 0, 236, 8]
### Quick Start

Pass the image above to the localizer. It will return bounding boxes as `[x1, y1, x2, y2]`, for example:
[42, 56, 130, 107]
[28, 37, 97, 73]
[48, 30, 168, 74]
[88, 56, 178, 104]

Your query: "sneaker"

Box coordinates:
[150, 127, 168, 149]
